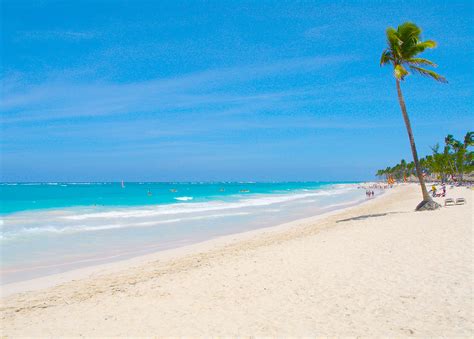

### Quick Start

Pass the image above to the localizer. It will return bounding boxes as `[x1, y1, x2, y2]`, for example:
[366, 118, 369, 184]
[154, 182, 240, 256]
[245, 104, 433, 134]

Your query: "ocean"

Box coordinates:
[1, 181, 370, 284]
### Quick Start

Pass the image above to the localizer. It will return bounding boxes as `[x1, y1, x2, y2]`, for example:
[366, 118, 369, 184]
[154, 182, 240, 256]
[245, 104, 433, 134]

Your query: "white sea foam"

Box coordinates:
[67, 182, 94, 185]
[62, 187, 353, 220]
[1, 212, 250, 239]
[174, 196, 193, 201]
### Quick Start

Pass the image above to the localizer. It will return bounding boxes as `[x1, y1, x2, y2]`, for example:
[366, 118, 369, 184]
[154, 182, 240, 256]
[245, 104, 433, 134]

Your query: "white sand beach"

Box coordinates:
[1, 184, 472, 336]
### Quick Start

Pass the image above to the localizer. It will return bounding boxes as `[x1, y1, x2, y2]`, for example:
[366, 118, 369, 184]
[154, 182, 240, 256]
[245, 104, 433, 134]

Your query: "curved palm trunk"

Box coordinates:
[395, 79, 432, 204]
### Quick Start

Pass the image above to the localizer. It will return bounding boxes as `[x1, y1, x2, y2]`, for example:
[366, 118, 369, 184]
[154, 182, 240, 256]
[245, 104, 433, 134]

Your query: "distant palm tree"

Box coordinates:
[380, 22, 447, 210]
[406, 161, 415, 178]
[375, 169, 385, 179]
[445, 132, 474, 182]
[400, 159, 407, 180]
[464, 131, 474, 147]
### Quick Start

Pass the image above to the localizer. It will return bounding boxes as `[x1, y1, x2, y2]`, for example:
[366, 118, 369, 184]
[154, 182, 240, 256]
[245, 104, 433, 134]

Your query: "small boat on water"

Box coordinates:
[239, 189, 250, 193]
[121, 180, 125, 188]
[147, 189, 153, 196]
[219, 188, 225, 192]
[169, 189, 177, 193]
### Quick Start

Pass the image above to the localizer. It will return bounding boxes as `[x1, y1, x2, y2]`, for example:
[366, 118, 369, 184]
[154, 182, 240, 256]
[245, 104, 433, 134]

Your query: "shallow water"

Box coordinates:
[1, 181, 343, 214]
[1, 182, 373, 283]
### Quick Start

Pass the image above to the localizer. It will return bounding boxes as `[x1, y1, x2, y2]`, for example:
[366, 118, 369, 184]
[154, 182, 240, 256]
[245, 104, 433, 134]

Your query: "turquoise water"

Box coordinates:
[1, 182, 343, 214]
[1, 181, 372, 284]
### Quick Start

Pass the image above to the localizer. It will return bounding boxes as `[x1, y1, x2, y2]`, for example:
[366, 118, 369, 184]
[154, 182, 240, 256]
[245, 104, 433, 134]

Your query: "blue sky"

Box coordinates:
[1, 0, 473, 182]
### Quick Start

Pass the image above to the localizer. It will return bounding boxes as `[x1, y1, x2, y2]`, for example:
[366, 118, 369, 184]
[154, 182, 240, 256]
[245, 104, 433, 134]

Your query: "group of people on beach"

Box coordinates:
[431, 184, 446, 197]
[369, 184, 389, 189]
[358, 183, 391, 190]
[366, 190, 375, 198]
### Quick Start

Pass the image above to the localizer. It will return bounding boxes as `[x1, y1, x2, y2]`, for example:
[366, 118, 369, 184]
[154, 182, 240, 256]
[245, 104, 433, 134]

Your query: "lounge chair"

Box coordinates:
[444, 198, 455, 206]
[455, 198, 466, 205]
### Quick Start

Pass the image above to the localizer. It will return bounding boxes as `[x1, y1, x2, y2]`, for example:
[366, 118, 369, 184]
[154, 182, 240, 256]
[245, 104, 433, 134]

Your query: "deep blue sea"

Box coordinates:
[1, 181, 372, 284]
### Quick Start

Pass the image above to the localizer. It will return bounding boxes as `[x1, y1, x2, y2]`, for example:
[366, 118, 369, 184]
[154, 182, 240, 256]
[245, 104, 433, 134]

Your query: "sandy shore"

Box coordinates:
[1, 184, 472, 336]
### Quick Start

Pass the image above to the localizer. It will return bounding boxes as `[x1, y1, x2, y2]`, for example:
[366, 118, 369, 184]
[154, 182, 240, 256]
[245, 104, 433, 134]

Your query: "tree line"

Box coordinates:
[376, 132, 474, 183]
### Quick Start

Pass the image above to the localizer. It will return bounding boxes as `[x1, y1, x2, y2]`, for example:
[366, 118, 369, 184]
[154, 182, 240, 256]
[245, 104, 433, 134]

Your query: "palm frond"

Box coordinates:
[409, 65, 447, 83]
[407, 40, 437, 57]
[385, 27, 401, 55]
[464, 132, 474, 146]
[405, 58, 437, 67]
[445, 134, 455, 145]
[397, 22, 422, 58]
[394, 64, 408, 80]
[380, 49, 393, 66]
[397, 22, 421, 42]
[422, 40, 437, 48]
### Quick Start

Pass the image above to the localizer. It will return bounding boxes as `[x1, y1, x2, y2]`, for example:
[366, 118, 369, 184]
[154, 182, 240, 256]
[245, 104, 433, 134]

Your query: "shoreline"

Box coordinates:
[1, 182, 390, 297]
[1, 183, 471, 336]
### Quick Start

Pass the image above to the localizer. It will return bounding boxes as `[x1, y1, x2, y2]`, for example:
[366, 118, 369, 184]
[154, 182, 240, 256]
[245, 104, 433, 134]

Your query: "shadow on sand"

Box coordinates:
[336, 211, 405, 223]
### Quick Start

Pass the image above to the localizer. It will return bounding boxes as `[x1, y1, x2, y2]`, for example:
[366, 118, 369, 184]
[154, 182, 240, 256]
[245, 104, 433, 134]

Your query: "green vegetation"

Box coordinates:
[376, 131, 474, 183]
[380, 22, 446, 210]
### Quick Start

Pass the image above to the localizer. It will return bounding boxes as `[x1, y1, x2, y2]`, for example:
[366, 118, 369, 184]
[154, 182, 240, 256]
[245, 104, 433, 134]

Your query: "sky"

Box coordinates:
[1, 0, 473, 182]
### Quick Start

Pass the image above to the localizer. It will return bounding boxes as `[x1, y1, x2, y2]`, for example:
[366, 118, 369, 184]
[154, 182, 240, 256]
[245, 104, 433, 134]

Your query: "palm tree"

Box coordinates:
[464, 132, 474, 176]
[406, 161, 415, 179]
[385, 166, 392, 181]
[400, 159, 407, 181]
[375, 169, 385, 180]
[464, 131, 474, 147]
[380, 22, 447, 210]
[429, 143, 451, 183]
[445, 132, 474, 182]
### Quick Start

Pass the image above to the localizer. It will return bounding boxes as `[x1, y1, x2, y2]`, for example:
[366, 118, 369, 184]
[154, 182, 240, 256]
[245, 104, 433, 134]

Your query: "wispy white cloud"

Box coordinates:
[1, 54, 359, 123]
